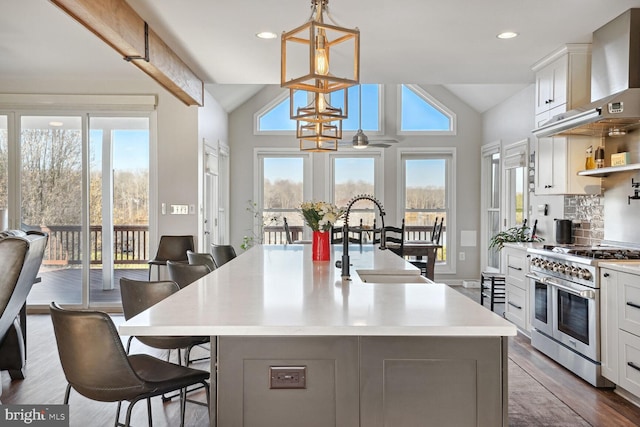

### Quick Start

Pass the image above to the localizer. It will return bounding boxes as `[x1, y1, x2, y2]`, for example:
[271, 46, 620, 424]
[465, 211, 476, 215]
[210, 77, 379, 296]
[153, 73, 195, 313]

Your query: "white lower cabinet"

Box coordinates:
[600, 266, 640, 398]
[502, 245, 530, 334]
[505, 285, 527, 331]
[619, 330, 640, 397]
[600, 268, 618, 382]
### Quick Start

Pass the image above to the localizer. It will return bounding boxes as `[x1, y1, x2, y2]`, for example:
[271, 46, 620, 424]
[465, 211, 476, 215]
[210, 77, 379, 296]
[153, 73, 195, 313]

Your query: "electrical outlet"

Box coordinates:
[459, 252, 465, 261]
[269, 366, 306, 389]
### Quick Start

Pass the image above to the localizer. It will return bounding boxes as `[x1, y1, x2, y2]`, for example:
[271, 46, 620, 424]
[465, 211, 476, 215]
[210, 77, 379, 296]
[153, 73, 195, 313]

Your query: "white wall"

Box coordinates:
[0, 77, 228, 251]
[228, 84, 484, 282]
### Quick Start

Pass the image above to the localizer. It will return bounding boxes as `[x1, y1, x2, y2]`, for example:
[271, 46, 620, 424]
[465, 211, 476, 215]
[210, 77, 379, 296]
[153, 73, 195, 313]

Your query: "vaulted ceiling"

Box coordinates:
[3, 0, 640, 112]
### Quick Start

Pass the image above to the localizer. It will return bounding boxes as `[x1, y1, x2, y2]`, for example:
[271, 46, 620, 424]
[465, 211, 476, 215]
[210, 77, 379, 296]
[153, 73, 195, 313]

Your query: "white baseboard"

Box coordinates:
[462, 280, 480, 289]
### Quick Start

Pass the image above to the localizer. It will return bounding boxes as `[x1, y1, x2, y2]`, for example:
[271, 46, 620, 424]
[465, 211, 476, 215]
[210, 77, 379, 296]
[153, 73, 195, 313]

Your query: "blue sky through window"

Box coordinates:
[401, 85, 450, 131]
[258, 85, 380, 132]
[90, 129, 149, 171]
[406, 159, 445, 188]
[264, 157, 303, 182]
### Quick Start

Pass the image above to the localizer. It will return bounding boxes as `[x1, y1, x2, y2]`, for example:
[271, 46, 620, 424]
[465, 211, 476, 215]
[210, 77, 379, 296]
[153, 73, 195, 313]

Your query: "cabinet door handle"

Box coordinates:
[628, 361, 640, 373]
[603, 273, 610, 277]
[508, 301, 522, 310]
[508, 265, 523, 271]
[627, 302, 640, 310]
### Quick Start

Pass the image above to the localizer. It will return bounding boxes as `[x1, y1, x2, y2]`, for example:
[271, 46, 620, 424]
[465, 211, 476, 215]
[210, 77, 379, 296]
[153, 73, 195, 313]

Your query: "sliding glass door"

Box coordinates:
[21, 115, 84, 304]
[89, 117, 149, 305]
[19, 114, 150, 308]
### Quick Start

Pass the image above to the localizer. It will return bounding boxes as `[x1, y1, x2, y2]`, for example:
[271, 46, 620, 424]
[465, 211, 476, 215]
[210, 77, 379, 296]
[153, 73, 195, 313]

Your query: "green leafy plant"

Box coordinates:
[241, 200, 277, 251]
[489, 223, 543, 251]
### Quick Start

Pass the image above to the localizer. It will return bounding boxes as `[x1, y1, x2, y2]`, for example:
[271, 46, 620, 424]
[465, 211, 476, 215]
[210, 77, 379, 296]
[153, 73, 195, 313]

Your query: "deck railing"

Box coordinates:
[39, 224, 149, 266]
[39, 223, 445, 266]
[262, 224, 446, 261]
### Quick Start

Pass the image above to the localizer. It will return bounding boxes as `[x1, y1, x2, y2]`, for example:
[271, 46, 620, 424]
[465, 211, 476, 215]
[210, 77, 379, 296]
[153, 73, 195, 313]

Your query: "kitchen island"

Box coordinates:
[120, 244, 516, 427]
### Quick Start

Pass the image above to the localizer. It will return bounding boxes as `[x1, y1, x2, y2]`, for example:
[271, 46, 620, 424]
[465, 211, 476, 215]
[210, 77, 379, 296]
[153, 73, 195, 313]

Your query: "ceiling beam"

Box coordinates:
[49, 0, 204, 106]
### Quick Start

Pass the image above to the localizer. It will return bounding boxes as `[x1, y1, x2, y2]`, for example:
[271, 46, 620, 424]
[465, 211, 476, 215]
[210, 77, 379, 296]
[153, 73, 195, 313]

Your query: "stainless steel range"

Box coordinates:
[526, 244, 640, 388]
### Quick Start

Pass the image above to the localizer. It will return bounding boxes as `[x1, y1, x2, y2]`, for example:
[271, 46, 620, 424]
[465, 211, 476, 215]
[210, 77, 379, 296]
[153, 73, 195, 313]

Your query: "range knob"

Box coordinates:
[581, 270, 592, 281]
[556, 264, 567, 274]
[570, 267, 580, 277]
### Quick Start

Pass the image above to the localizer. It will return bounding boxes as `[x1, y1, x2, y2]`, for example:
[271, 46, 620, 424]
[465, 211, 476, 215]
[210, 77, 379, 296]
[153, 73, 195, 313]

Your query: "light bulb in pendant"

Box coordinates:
[315, 32, 329, 75]
[317, 93, 326, 112]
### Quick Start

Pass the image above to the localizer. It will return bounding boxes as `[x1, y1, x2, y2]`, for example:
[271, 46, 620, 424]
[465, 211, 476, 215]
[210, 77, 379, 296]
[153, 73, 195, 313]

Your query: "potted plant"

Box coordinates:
[489, 220, 543, 252]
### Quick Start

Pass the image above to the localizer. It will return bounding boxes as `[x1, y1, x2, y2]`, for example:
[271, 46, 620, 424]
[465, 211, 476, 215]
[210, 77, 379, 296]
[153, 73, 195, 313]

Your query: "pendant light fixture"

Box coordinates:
[282, 0, 359, 152]
[281, 0, 360, 95]
[352, 85, 369, 149]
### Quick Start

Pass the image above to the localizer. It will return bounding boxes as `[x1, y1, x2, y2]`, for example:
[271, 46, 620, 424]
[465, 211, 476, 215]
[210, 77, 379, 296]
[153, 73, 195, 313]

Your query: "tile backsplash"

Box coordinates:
[564, 195, 604, 245]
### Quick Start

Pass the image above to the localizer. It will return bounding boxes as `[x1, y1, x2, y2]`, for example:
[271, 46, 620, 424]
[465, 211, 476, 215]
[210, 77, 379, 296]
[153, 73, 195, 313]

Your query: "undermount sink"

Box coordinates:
[357, 273, 430, 284]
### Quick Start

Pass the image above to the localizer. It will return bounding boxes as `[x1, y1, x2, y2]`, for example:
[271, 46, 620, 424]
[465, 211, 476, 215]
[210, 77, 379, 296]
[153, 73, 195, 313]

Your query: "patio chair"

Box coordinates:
[147, 235, 194, 280]
[50, 302, 209, 427]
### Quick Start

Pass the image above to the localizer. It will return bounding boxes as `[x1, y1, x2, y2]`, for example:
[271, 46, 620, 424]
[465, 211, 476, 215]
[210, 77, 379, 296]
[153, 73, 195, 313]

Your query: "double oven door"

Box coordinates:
[528, 272, 599, 362]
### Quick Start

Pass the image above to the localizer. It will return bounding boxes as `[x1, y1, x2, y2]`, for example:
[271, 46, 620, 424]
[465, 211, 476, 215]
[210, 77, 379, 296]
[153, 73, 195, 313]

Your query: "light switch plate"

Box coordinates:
[170, 204, 189, 215]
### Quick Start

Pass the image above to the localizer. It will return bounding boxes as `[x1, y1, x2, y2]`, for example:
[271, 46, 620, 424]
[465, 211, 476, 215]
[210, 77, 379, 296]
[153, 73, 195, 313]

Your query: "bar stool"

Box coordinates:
[480, 271, 506, 311]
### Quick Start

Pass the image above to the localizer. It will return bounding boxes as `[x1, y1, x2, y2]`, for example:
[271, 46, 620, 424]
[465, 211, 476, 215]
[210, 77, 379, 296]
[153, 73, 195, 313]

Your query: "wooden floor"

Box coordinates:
[28, 267, 148, 306]
[2, 286, 640, 426]
[462, 285, 640, 427]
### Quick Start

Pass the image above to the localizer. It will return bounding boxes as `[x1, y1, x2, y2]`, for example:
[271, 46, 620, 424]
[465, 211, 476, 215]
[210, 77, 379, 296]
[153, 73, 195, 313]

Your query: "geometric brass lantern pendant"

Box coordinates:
[281, 0, 360, 94]
[282, 0, 359, 151]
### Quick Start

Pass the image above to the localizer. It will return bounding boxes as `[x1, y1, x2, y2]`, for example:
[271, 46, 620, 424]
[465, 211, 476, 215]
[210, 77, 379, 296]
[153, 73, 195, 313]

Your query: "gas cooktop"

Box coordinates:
[543, 245, 640, 260]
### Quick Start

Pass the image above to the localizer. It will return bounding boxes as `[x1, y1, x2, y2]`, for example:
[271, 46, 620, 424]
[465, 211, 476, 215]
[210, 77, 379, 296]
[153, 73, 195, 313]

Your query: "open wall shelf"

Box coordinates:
[577, 163, 640, 177]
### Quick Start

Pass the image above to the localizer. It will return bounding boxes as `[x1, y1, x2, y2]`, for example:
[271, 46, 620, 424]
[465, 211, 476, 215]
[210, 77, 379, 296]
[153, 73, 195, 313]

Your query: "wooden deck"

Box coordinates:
[28, 267, 148, 306]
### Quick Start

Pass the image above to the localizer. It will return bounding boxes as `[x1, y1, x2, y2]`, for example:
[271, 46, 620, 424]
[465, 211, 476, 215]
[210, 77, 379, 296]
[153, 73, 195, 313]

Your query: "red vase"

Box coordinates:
[312, 230, 330, 261]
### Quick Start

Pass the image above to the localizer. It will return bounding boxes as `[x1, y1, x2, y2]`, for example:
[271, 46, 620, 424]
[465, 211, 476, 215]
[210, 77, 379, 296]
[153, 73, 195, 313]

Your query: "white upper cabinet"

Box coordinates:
[535, 136, 601, 195]
[533, 44, 600, 195]
[534, 55, 568, 116]
[532, 44, 591, 123]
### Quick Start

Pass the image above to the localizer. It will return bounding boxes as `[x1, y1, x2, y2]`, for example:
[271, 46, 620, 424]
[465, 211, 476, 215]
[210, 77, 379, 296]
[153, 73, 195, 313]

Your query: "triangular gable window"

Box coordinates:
[256, 91, 306, 132]
[255, 85, 382, 135]
[399, 84, 456, 135]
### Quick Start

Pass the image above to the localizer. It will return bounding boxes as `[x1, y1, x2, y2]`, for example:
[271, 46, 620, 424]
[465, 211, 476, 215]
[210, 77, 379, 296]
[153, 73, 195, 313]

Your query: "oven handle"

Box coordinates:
[525, 273, 596, 300]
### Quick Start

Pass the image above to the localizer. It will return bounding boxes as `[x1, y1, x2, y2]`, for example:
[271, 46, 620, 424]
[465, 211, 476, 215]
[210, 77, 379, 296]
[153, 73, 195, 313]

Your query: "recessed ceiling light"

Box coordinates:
[256, 31, 278, 39]
[497, 31, 519, 39]
[49, 121, 64, 127]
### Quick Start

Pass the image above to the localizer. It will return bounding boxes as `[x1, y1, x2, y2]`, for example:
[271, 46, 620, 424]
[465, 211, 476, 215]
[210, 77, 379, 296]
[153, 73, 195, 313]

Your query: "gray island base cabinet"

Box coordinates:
[119, 245, 515, 426]
[218, 336, 506, 427]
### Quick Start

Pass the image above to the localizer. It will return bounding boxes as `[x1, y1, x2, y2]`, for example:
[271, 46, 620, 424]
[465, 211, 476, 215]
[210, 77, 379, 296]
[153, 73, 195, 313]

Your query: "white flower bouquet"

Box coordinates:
[299, 201, 344, 232]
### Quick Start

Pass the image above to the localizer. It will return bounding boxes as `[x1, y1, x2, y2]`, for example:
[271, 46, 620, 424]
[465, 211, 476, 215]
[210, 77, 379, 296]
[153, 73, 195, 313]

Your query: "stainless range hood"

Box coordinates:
[533, 9, 640, 138]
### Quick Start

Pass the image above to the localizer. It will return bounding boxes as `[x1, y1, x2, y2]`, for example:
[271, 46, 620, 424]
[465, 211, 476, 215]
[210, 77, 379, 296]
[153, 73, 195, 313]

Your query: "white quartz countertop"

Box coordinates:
[599, 261, 640, 275]
[119, 245, 516, 337]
